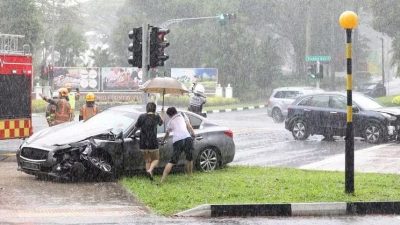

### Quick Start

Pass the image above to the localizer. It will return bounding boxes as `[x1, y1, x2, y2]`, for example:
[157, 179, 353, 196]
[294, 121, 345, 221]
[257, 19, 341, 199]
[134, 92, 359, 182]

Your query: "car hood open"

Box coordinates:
[25, 121, 113, 148]
[371, 107, 400, 116]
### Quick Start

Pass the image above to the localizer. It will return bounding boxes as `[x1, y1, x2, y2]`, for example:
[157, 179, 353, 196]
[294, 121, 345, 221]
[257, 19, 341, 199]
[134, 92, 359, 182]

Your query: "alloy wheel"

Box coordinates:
[365, 125, 381, 144]
[272, 109, 283, 123]
[199, 148, 218, 171]
[293, 122, 306, 139]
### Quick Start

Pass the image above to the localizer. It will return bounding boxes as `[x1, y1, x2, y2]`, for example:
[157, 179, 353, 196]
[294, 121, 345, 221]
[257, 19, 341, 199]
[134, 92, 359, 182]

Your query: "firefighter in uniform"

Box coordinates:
[79, 92, 98, 121]
[64, 83, 80, 121]
[188, 83, 207, 117]
[45, 92, 59, 126]
[40, 88, 72, 125]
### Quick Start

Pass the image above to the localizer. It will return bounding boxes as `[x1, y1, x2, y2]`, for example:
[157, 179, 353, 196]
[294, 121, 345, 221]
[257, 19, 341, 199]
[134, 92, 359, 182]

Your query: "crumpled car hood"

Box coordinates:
[25, 121, 112, 148]
[371, 107, 400, 116]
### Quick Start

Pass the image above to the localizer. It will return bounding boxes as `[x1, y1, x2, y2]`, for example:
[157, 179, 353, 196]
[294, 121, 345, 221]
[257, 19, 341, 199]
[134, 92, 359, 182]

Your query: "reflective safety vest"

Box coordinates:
[80, 104, 98, 121]
[54, 99, 72, 125]
[68, 92, 76, 110]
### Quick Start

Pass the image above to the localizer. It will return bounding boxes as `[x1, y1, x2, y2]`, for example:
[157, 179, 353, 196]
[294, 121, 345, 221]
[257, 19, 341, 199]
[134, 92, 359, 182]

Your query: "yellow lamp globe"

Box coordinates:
[339, 11, 358, 29]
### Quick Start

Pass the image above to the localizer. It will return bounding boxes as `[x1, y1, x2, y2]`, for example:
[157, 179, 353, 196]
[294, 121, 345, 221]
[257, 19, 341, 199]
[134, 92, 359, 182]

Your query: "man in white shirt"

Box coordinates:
[160, 107, 195, 183]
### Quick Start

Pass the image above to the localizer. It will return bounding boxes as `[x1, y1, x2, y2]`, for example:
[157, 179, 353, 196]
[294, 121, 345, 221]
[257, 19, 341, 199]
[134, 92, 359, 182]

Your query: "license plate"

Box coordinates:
[21, 161, 40, 171]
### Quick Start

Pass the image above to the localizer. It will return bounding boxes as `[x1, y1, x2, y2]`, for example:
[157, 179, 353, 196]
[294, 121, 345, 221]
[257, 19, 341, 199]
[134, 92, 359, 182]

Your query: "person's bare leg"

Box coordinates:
[160, 163, 174, 183]
[185, 161, 193, 176]
[147, 160, 159, 175]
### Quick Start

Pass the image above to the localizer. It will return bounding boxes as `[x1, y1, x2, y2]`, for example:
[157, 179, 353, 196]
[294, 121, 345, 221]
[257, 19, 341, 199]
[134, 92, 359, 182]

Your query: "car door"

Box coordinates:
[122, 121, 173, 171]
[306, 95, 330, 134]
[328, 95, 347, 136]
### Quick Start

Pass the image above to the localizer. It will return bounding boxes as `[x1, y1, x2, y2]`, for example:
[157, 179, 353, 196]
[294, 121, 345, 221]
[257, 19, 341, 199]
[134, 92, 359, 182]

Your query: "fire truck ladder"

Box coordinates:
[0, 34, 30, 54]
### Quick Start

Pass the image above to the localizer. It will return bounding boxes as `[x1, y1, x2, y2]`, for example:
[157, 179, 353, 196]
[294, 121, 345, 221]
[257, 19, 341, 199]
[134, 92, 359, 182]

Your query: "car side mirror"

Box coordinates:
[116, 131, 123, 139]
[352, 106, 359, 113]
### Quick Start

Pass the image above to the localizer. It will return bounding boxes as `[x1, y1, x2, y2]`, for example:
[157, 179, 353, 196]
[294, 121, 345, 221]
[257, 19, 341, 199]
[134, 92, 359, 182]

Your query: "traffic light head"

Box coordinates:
[219, 13, 236, 25]
[150, 27, 170, 67]
[307, 64, 317, 79]
[128, 27, 142, 68]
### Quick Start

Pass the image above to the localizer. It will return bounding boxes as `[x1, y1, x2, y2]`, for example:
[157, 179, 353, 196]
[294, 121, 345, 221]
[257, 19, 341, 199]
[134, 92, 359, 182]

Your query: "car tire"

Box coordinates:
[364, 122, 384, 144]
[272, 108, 284, 123]
[292, 119, 310, 140]
[195, 147, 220, 172]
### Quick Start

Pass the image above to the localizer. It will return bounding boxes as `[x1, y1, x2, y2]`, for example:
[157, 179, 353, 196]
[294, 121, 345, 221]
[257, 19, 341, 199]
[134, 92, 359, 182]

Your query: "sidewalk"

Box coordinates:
[300, 143, 400, 174]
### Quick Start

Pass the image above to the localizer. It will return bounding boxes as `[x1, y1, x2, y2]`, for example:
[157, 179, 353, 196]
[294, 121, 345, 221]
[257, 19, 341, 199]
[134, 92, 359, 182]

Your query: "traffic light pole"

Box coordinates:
[142, 23, 149, 105]
[159, 15, 221, 28]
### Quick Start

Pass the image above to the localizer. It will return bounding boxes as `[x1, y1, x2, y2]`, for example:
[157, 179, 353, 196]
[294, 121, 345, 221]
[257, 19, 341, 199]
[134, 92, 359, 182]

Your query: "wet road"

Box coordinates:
[1, 110, 399, 224]
[208, 108, 372, 168]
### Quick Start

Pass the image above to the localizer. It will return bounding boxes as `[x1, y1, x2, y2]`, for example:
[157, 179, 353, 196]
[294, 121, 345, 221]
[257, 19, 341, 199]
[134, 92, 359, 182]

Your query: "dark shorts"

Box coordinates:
[169, 137, 193, 164]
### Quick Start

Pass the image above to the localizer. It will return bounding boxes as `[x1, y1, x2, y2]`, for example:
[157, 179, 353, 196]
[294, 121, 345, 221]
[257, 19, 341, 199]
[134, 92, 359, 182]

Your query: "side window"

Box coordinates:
[284, 91, 300, 99]
[309, 95, 329, 108]
[298, 97, 312, 106]
[330, 96, 346, 109]
[274, 91, 283, 98]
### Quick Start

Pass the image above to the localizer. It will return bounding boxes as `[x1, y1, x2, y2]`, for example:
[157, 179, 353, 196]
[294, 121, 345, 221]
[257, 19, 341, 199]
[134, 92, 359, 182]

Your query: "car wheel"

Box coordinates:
[272, 108, 284, 123]
[196, 147, 220, 172]
[364, 122, 384, 144]
[292, 119, 310, 140]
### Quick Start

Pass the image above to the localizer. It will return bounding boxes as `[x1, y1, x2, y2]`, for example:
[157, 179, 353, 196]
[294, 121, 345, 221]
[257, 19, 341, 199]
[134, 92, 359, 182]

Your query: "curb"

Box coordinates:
[175, 201, 400, 217]
[205, 104, 267, 114]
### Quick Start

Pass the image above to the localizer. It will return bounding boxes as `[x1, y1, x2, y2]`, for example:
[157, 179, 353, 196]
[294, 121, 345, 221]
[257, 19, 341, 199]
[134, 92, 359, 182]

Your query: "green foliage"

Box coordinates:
[371, 0, 400, 77]
[122, 166, 400, 215]
[31, 99, 47, 113]
[0, 0, 42, 49]
[163, 96, 239, 108]
[90, 47, 116, 67]
[376, 95, 400, 107]
[54, 24, 88, 67]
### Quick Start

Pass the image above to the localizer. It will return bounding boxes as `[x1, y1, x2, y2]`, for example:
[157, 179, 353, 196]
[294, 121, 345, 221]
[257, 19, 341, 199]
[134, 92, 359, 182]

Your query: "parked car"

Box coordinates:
[267, 87, 324, 123]
[16, 105, 235, 181]
[356, 82, 386, 98]
[285, 92, 400, 144]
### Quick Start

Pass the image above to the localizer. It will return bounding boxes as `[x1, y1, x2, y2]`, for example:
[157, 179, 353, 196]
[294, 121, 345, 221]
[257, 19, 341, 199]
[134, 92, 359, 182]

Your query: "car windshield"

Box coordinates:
[82, 109, 139, 133]
[353, 94, 383, 110]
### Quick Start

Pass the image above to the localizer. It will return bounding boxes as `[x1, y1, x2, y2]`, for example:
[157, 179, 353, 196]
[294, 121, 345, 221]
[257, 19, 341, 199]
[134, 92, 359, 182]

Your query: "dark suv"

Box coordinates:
[285, 92, 400, 144]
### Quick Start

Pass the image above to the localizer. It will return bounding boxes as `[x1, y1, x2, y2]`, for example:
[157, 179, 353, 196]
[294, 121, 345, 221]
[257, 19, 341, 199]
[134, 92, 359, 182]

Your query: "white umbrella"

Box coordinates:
[140, 77, 189, 109]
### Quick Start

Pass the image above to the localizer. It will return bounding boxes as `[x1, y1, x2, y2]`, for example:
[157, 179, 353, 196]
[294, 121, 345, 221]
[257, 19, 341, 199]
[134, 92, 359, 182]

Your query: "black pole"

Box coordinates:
[345, 28, 354, 194]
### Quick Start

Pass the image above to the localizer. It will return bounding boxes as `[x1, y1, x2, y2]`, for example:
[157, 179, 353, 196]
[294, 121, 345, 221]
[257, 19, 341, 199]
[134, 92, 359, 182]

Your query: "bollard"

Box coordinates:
[225, 84, 233, 98]
[34, 83, 42, 99]
[215, 83, 223, 97]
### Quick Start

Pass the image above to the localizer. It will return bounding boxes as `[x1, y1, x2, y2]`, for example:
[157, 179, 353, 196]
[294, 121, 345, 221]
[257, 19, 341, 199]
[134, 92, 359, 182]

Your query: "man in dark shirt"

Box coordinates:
[132, 102, 163, 180]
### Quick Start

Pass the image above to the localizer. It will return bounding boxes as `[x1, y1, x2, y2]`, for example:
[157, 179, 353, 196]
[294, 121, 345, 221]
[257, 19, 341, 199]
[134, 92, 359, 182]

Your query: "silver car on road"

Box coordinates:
[267, 86, 324, 123]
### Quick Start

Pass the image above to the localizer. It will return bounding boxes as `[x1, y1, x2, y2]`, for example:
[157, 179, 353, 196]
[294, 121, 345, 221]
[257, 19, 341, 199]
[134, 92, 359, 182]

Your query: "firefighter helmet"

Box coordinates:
[58, 88, 69, 97]
[85, 92, 95, 102]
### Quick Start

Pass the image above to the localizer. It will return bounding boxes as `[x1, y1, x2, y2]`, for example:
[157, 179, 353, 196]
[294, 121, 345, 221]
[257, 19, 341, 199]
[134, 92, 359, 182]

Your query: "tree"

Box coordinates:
[90, 47, 116, 67]
[371, 0, 400, 77]
[54, 24, 87, 67]
[0, 0, 42, 50]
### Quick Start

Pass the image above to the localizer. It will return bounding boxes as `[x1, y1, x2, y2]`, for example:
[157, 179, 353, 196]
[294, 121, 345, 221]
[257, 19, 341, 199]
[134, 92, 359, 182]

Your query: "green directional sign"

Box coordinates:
[305, 55, 331, 62]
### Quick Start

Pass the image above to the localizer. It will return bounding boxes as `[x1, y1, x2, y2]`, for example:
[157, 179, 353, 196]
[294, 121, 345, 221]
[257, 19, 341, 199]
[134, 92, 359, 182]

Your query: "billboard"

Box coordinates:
[101, 67, 142, 91]
[171, 68, 218, 91]
[52, 67, 100, 91]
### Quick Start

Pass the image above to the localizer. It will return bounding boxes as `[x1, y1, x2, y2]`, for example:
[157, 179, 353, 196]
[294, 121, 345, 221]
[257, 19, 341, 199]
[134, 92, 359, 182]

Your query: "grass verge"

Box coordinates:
[204, 102, 265, 111]
[121, 166, 400, 216]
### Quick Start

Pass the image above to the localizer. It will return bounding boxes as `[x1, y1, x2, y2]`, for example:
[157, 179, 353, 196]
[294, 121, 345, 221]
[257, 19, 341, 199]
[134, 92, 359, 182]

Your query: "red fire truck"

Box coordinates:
[0, 34, 33, 139]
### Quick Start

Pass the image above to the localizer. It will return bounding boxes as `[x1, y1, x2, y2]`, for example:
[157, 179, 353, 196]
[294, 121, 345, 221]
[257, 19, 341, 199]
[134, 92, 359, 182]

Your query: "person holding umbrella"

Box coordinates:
[132, 102, 163, 180]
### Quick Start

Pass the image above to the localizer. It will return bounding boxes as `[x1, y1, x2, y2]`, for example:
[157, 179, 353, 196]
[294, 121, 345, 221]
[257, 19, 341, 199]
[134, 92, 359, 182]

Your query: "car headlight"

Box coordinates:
[381, 113, 397, 121]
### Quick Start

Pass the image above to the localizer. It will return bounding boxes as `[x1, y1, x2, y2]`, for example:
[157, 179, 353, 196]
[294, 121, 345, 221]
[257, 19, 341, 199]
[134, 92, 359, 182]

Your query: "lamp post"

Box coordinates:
[339, 11, 358, 194]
